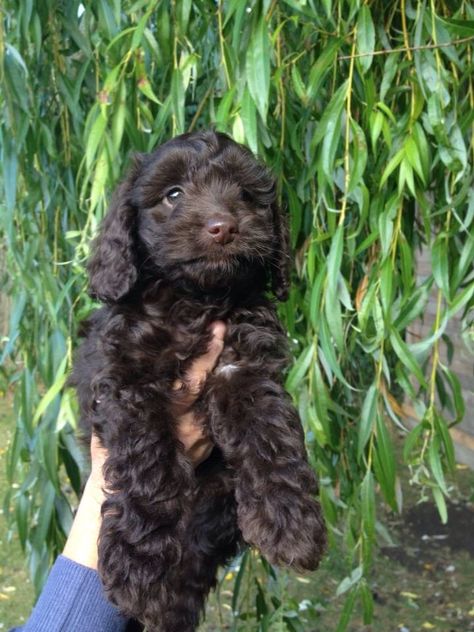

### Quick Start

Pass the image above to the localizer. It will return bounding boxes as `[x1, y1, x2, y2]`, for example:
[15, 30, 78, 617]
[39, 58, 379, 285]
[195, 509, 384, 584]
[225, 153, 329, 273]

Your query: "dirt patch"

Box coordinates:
[406, 500, 474, 557]
[382, 500, 474, 573]
[373, 498, 474, 632]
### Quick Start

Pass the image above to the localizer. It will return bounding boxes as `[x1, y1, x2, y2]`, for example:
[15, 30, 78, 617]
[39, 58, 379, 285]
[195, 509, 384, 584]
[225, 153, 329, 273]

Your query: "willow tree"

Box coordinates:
[1, 0, 473, 629]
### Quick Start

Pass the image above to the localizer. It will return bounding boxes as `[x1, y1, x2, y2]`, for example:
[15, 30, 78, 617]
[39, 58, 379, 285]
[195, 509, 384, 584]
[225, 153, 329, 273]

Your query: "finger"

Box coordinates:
[174, 321, 226, 397]
[188, 441, 214, 467]
[176, 411, 215, 466]
[177, 413, 205, 450]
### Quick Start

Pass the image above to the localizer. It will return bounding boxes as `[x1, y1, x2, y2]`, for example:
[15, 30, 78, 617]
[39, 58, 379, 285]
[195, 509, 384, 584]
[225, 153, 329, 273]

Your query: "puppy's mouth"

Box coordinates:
[178, 252, 249, 273]
[163, 252, 264, 291]
[181, 252, 239, 265]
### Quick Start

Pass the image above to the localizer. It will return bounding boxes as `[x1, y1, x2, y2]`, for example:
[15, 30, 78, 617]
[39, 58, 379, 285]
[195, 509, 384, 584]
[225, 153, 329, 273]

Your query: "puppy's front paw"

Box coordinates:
[237, 487, 326, 571]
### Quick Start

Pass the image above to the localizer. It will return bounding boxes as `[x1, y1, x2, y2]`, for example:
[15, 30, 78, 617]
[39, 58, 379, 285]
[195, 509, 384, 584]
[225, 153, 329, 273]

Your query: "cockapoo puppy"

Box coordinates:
[72, 131, 326, 632]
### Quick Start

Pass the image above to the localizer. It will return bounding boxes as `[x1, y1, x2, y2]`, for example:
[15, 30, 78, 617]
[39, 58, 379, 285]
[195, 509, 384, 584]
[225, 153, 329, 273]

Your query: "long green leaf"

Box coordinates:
[245, 15, 271, 122]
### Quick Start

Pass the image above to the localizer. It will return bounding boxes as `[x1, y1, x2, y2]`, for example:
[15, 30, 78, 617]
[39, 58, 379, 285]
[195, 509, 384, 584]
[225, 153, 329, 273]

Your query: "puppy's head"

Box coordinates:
[88, 131, 290, 303]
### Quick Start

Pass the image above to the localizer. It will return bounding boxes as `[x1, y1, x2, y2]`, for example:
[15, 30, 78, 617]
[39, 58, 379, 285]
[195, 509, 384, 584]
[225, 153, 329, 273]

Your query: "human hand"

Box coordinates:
[89, 320, 225, 479]
[171, 320, 225, 466]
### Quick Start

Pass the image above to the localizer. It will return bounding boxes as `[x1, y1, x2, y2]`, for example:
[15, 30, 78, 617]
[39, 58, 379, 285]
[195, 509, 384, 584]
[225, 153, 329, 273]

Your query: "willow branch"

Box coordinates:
[338, 35, 474, 60]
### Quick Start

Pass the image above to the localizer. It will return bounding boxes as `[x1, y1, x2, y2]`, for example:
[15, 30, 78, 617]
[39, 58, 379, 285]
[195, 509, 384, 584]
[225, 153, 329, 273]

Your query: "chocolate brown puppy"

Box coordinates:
[72, 130, 326, 632]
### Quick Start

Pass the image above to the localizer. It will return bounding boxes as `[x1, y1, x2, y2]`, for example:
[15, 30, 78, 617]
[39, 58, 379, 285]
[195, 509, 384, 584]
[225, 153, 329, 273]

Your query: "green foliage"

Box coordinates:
[1, 0, 473, 628]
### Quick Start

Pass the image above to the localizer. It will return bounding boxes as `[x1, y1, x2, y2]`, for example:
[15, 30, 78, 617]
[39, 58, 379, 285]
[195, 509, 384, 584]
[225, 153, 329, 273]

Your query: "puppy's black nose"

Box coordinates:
[206, 217, 238, 245]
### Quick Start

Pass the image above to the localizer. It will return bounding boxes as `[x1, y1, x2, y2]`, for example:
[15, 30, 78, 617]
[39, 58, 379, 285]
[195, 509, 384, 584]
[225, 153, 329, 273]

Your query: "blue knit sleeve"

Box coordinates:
[10, 555, 129, 632]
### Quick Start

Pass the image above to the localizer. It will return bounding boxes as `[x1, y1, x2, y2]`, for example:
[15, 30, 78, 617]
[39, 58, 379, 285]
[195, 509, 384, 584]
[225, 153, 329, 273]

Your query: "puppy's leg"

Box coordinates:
[94, 399, 195, 626]
[140, 451, 241, 632]
[209, 372, 326, 571]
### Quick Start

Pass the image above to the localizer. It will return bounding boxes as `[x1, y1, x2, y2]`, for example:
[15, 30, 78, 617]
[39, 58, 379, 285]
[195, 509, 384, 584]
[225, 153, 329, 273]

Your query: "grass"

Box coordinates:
[0, 394, 473, 631]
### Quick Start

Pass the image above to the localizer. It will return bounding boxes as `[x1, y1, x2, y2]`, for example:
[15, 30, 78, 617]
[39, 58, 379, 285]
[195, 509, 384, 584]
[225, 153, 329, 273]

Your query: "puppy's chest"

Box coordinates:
[100, 295, 279, 384]
[153, 312, 249, 381]
[173, 316, 241, 369]
[214, 345, 240, 377]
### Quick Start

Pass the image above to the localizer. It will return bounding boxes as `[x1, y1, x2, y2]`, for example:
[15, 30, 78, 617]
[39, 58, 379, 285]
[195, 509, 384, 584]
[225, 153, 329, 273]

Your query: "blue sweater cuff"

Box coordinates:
[18, 555, 129, 632]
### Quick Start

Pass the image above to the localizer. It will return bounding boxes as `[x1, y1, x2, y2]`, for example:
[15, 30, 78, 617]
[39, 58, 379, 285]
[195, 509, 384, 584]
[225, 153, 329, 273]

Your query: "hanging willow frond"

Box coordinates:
[1, 1, 473, 628]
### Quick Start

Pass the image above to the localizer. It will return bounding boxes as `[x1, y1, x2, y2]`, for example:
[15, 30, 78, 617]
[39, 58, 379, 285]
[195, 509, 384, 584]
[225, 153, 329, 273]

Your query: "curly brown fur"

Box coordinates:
[71, 131, 326, 631]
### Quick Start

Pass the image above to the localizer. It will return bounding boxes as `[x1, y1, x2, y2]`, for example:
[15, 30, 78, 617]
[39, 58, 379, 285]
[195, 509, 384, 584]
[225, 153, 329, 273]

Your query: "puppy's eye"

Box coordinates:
[241, 189, 268, 214]
[240, 190, 254, 204]
[164, 187, 184, 204]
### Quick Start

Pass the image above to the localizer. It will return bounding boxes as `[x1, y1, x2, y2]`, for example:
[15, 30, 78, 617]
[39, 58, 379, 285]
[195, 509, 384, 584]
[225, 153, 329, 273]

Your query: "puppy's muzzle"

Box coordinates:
[206, 215, 239, 245]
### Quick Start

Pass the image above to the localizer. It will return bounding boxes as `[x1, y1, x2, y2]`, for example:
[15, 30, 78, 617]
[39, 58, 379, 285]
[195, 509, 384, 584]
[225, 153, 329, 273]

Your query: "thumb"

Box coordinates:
[206, 320, 226, 360]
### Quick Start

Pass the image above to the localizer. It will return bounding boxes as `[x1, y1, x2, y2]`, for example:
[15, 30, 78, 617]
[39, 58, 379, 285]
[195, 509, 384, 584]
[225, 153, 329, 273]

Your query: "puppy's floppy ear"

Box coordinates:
[87, 159, 142, 303]
[270, 202, 291, 302]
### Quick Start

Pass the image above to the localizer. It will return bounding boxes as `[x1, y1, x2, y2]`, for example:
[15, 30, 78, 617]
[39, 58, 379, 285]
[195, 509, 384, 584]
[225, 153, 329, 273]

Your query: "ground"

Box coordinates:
[0, 398, 34, 630]
[0, 395, 473, 631]
[201, 466, 474, 631]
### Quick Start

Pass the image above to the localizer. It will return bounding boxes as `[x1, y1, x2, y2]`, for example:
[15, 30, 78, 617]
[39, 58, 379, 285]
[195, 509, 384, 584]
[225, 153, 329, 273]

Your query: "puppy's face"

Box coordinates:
[134, 133, 277, 290]
[88, 131, 289, 303]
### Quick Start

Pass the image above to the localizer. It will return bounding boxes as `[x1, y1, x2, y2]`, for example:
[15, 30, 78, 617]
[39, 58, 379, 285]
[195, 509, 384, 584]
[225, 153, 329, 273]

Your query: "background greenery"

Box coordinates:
[1, 0, 473, 629]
